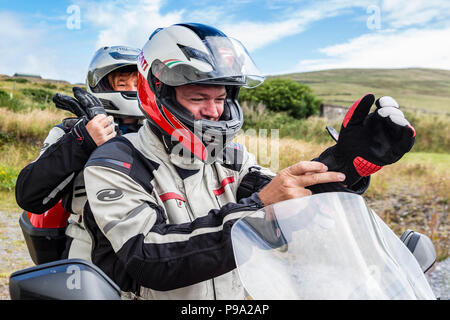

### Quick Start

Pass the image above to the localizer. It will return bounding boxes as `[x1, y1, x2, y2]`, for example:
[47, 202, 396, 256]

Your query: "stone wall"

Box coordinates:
[320, 103, 348, 120]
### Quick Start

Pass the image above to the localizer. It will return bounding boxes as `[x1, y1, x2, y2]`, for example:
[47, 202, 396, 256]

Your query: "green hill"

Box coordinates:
[271, 68, 450, 114]
[3, 68, 449, 113]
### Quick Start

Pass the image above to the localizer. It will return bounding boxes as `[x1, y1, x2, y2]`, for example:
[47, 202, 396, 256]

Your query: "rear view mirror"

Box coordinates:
[400, 229, 437, 273]
[9, 259, 121, 300]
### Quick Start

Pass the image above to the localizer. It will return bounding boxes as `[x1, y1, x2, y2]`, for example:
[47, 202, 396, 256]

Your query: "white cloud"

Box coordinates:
[82, 0, 184, 49]
[285, 0, 450, 73]
[381, 0, 450, 29]
[0, 11, 93, 83]
[220, 19, 306, 52]
[218, 1, 375, 52]
[86, 0, 450, 56]
[294, 27, 450, 72]
[0, 13, 56, 78]
[78, 0, 450, 77]
[81, 0, 374, 52]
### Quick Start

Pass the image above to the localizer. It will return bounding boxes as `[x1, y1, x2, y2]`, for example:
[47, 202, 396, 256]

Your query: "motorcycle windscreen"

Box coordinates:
[230, 192, 436, 300]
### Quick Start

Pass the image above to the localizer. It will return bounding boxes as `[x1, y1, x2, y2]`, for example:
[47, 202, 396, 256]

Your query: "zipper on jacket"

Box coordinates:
[176, 178, 195, 222]
[184, 198, 195, 222]
[211, 164, 224, 208]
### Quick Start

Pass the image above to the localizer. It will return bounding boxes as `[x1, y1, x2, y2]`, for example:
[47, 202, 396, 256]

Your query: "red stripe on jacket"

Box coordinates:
[160, 192, 186, 202]
[213, 176, 235, 196]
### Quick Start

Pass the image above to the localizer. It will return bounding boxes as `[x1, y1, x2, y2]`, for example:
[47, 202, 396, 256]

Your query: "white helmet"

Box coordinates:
[137, 23, 264, 163]
[87, 46, 144, 119]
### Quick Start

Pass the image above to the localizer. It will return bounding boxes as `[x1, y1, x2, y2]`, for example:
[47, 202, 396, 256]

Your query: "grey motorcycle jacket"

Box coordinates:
[83, 122, 277, 299]
[83, 121, 370, 299]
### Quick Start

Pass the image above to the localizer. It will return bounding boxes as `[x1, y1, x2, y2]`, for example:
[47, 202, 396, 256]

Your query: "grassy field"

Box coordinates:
[273, 68, 450, 114]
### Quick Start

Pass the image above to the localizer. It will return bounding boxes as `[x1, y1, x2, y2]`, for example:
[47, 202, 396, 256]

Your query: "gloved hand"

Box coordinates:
[54, 87, 117, 146]
[53, 87, 107, 120]
[316, 94, 415, 187]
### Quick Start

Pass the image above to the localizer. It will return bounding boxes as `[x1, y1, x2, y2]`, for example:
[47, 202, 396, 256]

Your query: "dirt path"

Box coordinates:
[0, 211, 34, 300]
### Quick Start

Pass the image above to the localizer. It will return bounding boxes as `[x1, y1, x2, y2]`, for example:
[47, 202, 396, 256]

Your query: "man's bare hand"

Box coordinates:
[85, 114, 116, 146]
[257, 161, 346, 206]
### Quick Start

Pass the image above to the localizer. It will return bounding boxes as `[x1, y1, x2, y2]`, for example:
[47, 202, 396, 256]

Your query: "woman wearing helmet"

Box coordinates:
[82, 23, 346, 299]
[15, 46, 145, 263]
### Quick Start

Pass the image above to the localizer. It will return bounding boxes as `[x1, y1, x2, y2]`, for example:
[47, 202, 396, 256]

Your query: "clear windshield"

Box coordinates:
[231, 192, 436, 300]
[150, 36, 264, 88]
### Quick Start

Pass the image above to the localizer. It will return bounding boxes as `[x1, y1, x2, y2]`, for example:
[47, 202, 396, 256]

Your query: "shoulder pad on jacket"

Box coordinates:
[86, 136, 159, 195]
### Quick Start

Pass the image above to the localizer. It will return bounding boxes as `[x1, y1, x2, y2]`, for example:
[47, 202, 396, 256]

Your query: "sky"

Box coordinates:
[1, 0, 449, 84]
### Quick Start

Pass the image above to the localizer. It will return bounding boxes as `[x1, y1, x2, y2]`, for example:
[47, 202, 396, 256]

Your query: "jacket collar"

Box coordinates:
[137, 121, 205, 170]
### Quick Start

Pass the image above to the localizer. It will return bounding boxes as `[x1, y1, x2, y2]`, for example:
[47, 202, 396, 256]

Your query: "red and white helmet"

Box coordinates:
[137, 23, 264, 163]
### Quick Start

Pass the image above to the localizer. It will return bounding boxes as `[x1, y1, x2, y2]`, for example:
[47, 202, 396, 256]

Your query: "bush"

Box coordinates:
[41, 83, 57, 89]
[21, 88, 54, 104]
[404, 111, 450, 153]
[241, 101, 339, 144]
[0, 164, 19, 191]
[5, 78, 28, 83]
[239, 79, 321, 119]
[0, 89, 25, 112]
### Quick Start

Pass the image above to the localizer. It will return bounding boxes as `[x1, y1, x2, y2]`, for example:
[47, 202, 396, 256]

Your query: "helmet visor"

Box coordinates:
[151, 36, 264, 88]
[88, 46, 140, 88]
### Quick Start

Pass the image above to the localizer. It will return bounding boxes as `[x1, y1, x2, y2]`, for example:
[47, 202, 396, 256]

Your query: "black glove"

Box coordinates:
[52, 87, 107, 120]
[315, 94, 415, 187]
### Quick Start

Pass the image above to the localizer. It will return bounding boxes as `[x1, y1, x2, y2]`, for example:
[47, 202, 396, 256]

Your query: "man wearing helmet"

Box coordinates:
[15, 46, 144, 262]
[82, 23, 415, 299]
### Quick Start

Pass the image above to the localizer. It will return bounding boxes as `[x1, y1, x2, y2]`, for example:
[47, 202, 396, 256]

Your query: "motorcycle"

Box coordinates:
[9, 192, 437, 300]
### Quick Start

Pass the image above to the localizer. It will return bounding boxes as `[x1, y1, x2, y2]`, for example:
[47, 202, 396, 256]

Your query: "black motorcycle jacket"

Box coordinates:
[15, 118, 96, 214]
